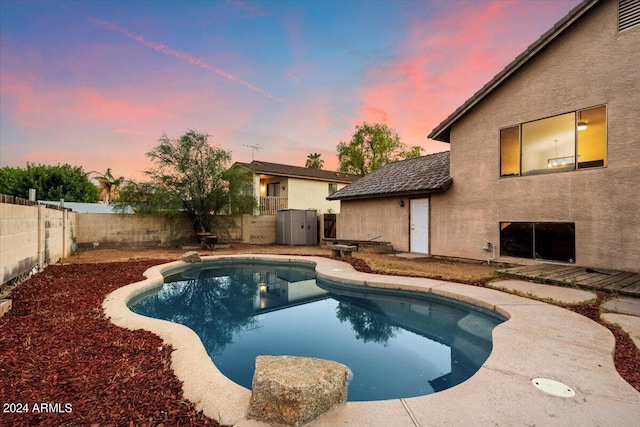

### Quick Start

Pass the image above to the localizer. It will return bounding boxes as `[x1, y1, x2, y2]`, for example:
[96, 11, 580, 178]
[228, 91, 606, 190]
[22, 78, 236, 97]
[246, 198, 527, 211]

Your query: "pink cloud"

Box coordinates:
[354, 1, 577, 152]
[0, 60, 264, 180]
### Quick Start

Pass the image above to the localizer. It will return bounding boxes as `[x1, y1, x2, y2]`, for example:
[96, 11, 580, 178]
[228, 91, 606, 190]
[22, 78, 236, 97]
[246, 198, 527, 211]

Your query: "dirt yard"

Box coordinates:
[62, 243, 501, 283]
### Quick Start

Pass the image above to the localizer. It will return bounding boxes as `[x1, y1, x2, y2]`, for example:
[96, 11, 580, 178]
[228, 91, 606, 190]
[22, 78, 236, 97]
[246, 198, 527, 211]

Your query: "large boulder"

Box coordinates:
[181, 251, 201, 263]
[247, 355, 350, 426]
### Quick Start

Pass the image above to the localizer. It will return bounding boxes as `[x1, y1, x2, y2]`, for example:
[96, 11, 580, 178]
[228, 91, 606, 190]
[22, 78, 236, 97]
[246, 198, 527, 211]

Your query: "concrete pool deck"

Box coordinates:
[103, 255, 640, 426]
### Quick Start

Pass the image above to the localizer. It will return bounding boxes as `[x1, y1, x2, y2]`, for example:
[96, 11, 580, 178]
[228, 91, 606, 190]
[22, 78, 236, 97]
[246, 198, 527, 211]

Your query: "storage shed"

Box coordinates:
[276, 209, 317, 246]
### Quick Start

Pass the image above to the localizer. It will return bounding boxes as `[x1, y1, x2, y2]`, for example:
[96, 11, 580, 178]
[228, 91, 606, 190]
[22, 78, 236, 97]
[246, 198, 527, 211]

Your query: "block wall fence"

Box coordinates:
[1, 201, 321, 285]
[1, 203, 77, 285]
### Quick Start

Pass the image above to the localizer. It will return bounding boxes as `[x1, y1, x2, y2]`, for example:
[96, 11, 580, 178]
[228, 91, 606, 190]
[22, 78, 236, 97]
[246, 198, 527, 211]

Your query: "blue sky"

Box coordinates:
[0, 0, 581, 179]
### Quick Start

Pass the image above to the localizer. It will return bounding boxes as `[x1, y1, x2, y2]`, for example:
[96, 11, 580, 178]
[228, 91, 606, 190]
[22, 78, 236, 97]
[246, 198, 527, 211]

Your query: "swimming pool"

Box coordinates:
[129, 260, 505, 401]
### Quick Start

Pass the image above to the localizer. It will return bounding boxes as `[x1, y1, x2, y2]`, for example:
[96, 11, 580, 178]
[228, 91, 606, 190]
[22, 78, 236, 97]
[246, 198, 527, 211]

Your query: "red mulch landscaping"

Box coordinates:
[558, 293, 640, 392]
[0, 261, 219, 427]
[1, 257, 638, 427]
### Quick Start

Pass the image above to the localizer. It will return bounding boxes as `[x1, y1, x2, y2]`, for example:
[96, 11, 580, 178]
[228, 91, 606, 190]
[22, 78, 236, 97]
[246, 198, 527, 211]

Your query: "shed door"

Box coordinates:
[410, 198, 430, 254]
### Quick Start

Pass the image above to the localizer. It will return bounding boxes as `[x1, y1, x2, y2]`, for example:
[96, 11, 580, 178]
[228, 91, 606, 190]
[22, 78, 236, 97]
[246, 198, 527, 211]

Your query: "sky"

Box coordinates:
[0, 0, 581, 180]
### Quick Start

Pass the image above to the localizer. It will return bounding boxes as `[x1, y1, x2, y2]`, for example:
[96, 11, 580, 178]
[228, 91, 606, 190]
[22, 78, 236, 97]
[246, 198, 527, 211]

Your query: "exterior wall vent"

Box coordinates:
[619, 0, 640, 32]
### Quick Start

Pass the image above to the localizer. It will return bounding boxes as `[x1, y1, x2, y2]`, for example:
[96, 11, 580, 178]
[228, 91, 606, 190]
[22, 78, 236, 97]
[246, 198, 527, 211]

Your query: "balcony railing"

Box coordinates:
[260, 196, 287, 215]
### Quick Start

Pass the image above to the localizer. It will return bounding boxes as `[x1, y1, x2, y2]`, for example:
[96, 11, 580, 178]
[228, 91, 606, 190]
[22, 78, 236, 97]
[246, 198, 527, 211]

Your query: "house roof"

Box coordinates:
[234, 160, 360, 183]
[38, 201, 133, 214]
[428, 0, 600, 142]
[327, 151, 452, 201]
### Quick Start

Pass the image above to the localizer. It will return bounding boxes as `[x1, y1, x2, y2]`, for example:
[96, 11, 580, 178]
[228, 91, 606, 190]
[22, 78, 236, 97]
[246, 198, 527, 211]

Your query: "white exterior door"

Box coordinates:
[410, 198, 430, 254]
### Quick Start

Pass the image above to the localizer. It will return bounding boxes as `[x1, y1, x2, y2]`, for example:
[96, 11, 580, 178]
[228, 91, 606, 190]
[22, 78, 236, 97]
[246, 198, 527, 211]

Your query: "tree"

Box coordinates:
[115, 130, 255, 234]
[305, 153, 324, 169]
[336, 122, 423, 175]
[0, 163, 100, 202]
[90, 168, 124, 203]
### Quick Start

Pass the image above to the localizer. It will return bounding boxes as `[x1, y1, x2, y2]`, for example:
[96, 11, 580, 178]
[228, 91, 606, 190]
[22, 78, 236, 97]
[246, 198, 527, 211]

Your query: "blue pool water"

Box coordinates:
[129, 260, 505, 401]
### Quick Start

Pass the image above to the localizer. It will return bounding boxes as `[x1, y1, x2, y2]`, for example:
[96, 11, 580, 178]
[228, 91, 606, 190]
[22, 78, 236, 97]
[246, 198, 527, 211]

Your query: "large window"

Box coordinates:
[500, 106, 606, 177]
[500, 222, 575, 263]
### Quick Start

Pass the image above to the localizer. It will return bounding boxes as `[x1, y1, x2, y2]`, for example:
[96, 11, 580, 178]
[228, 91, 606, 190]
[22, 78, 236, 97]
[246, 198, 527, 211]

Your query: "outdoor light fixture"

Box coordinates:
[399, 199, 405, 207]
[577, 121, 588, 131]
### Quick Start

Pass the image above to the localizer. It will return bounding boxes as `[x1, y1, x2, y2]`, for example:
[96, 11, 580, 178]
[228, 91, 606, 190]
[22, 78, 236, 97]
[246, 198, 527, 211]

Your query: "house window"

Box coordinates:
[499, 105, 606, 177]
[577, 106, 608, 168]
[500, 126, 520, 176]
[266, 182, 280, 197]
[500, 222, 575, 263]
[328, 183, 338, 195]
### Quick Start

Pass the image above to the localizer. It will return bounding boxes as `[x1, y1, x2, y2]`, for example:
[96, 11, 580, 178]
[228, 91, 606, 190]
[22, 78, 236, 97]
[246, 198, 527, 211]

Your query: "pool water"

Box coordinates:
[129, 260, 505, 401]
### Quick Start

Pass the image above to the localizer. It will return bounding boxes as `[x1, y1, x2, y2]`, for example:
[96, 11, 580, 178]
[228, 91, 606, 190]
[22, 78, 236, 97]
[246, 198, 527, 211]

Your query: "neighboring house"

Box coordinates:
[232, 160, 359, 215]
[327, 152, 451, 252]
[330, 0, 640, 272]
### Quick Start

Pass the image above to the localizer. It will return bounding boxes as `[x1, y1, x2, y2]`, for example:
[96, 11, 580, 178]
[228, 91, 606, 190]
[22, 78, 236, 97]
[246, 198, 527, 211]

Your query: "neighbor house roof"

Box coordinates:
[234, 160, 360, 183]
[38, 201, 133, 214]
[428, 0, 600, 142]
[327, 151, 452, 201]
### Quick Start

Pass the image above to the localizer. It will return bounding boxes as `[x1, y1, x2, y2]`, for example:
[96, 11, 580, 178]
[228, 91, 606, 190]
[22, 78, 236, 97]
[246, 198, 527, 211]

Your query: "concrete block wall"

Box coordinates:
[1, 203, 39, 284]
[241, 214, 277, 244]
[76, 213, 194, 249]
[1, 203, 77, 285]
[43, 207, 64, 263]
[1, 205, 281, 285]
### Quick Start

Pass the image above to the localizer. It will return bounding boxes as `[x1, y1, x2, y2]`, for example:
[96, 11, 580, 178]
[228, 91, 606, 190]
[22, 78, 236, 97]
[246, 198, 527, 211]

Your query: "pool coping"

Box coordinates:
[102, 254, 640, 426]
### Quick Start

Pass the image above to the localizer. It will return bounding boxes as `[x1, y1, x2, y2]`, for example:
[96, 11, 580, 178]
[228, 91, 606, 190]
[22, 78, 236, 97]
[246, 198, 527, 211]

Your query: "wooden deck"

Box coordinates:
[499, 264, 640, 297]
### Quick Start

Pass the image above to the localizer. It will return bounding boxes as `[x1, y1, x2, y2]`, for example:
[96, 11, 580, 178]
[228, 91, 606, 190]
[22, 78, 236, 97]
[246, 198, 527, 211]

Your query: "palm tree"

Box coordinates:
[92, 168, 124, 203]
[305, 153, 324, 169]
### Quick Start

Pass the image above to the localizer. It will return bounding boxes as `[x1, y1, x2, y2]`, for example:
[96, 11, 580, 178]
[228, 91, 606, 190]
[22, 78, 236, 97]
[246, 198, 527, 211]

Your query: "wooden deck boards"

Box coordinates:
[499, 264, 640, 297]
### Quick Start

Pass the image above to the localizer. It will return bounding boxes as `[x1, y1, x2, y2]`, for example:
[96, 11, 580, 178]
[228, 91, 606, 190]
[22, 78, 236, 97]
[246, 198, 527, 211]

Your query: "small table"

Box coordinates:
[197, 233, 218, 249]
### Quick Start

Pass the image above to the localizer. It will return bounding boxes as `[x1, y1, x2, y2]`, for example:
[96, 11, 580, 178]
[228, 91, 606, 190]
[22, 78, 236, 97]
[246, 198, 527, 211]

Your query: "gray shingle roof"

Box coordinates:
[234, 160, 360, 183]
[327, 151, 452, 200]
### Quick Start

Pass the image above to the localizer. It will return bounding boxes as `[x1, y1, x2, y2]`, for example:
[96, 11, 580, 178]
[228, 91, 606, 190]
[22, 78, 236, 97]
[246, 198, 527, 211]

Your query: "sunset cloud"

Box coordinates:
[354, 0, 577, 153]
[1, 1, 580, 179]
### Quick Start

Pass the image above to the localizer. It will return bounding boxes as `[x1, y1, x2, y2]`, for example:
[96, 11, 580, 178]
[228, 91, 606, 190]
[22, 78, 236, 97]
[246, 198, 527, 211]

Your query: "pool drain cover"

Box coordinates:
[531, 378, 575, 397]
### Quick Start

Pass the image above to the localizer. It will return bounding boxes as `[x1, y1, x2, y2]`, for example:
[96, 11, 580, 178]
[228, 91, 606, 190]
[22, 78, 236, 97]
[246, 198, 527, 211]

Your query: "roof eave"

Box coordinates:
[428, 0, 600, 143]
[328, 178, 453, 201]
[262, 172, 357, 184]
[232, 162, 357, 183]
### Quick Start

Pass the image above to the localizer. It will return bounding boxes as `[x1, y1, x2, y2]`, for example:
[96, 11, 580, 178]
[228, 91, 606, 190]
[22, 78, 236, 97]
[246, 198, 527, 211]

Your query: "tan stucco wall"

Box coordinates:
[256, 176, 346, 214]
[288, 178, 346, 214]
[337, 198, 410, 251]
[431, 0, 640, 271]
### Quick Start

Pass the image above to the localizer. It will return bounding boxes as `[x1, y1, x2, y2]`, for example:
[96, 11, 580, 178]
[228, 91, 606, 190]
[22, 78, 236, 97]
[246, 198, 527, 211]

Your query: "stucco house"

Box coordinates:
[330, 0, 640, 272]
[233, 160, 359, 215]
[327, 152, 451, 252]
